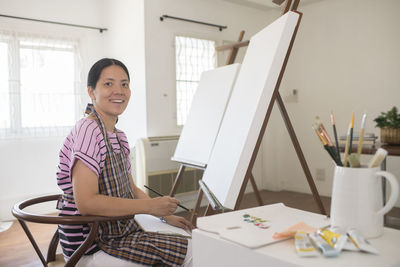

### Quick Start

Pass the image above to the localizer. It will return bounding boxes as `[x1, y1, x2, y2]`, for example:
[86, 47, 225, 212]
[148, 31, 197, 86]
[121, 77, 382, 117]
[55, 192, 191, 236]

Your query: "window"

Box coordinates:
[0, 42, 9, 129]
[175, 36, 216, 125]
[0, 31, 82, 138]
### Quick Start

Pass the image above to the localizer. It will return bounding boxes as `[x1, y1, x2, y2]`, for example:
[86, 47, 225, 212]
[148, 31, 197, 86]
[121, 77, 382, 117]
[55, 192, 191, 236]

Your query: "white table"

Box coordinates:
[193, 207, 400, 267]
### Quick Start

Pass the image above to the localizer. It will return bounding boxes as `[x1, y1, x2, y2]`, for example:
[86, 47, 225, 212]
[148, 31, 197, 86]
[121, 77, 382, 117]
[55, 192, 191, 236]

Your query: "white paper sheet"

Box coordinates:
[135, 214, 191, 238]
[197, 203, 329, 248]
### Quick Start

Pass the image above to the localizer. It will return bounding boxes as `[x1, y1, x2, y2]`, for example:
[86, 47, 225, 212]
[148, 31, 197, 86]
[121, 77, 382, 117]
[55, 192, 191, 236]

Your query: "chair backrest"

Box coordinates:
[12, 194, 134, 267]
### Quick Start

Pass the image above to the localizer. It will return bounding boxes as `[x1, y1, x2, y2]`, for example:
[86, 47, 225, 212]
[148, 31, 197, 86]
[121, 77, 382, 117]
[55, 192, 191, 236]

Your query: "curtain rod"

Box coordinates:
[160, 15, 227, 31]
[0, 14, 107, 33]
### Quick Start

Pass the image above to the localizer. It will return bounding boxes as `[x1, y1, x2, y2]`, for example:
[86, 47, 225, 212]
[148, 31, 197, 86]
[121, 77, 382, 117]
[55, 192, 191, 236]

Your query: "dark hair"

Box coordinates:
[87, 58, 130, 88]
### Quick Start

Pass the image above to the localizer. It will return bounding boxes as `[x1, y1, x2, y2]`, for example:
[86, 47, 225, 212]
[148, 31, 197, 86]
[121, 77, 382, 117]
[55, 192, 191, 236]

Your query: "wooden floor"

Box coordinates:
[1, 190, 399, 267]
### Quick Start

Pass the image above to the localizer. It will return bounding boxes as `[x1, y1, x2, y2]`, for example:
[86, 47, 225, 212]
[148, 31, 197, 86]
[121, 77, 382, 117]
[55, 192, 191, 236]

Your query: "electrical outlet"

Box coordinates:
[315, 168, 325, 181]
[284, 88, 299, 103]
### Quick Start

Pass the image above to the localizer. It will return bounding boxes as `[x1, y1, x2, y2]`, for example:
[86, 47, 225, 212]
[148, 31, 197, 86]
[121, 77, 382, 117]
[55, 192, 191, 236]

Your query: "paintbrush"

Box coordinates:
[315, 116, 334, 146]
[357, 113, 367, 158]
[330, 111, 341, 163]
[368, 148, 388, 168]
[312, 123, 341, 166]
[144, 185, 192, 213]
[343, 124, 351, 167]
[314, 118, 342, 166]
[343, 113, 354, 167]
[349, 112, 355, 156]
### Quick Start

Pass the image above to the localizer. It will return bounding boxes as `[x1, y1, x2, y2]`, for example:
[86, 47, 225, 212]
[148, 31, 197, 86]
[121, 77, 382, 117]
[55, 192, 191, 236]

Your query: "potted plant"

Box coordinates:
[374, 106, 400, 144]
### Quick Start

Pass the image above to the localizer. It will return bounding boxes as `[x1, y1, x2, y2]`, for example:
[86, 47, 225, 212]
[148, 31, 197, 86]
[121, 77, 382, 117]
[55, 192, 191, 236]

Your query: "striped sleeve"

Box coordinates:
[56, 135, 74, 193]
[70, 119, 106, 177]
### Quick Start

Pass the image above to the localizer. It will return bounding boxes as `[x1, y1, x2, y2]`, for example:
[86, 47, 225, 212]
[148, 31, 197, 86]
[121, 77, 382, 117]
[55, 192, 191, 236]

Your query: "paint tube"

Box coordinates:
[346, 229, 379, 255]
[308, 228, 347, 258]
[309, 232, 340, 257]
[294, 231, 319, 257]
[318, 228, 347, 252]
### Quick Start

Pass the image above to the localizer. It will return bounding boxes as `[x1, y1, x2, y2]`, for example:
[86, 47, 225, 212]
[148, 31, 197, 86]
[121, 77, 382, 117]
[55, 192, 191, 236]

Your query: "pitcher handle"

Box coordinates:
[376, 171, 399, 216]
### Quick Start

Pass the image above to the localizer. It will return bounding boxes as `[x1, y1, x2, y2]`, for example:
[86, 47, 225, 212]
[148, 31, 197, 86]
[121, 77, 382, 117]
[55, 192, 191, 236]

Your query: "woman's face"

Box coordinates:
[88, 65, 131, 120]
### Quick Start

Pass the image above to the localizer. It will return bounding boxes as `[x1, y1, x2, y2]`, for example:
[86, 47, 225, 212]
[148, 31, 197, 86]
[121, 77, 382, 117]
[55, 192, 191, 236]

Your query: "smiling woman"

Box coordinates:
[87, 63, 131, 132]
[56, 58, 193, 266]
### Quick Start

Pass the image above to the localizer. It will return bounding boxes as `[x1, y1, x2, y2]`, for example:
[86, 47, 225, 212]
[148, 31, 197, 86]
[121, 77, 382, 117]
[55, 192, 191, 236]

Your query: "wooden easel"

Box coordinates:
[188, 0, 326, 225]
[169, 30, 264, 225]
[171, 0, 326, 226]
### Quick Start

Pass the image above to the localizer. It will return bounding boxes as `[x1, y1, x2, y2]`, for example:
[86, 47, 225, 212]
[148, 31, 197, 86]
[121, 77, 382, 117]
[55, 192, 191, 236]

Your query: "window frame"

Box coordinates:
[0, 32, 81, 139]
[174, 34, 218, 127]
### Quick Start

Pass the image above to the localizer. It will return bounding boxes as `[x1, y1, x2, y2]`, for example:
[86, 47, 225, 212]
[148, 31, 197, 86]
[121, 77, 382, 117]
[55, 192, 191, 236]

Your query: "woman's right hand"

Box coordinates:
[149, 196, 180, 217]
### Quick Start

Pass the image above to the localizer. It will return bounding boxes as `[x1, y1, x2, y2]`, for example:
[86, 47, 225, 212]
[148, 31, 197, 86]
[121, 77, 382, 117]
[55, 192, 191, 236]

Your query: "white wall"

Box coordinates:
[261, 0, 400, 208]
[102, 0, 148, 146]
[0, 0, 106, 73]
[0, 0, 107, 220]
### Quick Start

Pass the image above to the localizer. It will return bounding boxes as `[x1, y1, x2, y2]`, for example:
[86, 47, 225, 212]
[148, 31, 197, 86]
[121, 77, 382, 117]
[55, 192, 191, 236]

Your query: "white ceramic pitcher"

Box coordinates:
[330, 166, 399, 238]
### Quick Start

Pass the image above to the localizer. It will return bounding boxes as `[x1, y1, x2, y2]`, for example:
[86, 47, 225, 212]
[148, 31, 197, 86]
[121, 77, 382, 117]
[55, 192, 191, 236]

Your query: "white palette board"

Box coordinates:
[202, 11, 300, 209]
[172, 63, 241, 167]
[196, 203, 329, 248]
[135, 214, 191, 238]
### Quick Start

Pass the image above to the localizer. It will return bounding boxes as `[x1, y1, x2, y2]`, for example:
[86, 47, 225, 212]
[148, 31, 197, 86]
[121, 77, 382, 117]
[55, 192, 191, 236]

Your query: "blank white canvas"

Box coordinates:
[202, 12, 300, 209]
[172, 63, 241, 167]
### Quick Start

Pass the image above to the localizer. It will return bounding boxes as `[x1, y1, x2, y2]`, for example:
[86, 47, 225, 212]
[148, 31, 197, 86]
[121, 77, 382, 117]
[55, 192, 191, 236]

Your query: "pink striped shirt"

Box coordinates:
[57, 117, 131, 210]
[57, 117, 131, 258]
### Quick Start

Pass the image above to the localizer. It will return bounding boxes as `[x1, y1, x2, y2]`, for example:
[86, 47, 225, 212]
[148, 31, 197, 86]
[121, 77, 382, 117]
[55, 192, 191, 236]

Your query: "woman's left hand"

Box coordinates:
[164, 215, 194, 231]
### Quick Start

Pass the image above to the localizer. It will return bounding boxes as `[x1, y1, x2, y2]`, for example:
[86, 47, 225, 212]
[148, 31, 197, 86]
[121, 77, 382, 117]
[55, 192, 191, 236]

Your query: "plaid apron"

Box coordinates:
[90, 106, 188, 266]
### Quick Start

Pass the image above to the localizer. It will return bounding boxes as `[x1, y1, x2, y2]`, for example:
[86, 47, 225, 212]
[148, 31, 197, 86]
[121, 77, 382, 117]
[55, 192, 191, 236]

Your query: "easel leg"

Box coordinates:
[276, 92, 326, 215]
[204, 204, 216, 216]
[249, 173, 263, 206]
[169, 165, 186, 197]
[234, 172, 251, 210]
[234, 172, 263, 210]
[191, 189, 204, 227]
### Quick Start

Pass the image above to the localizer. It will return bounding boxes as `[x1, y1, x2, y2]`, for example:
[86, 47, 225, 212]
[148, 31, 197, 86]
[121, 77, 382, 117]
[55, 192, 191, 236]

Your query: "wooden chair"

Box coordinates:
[12, 194, 134, 267]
